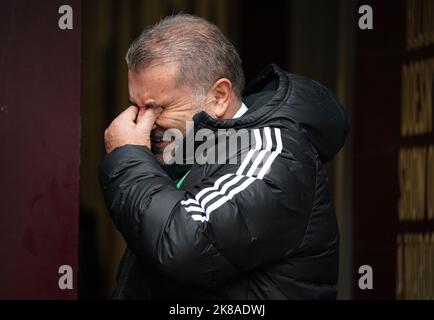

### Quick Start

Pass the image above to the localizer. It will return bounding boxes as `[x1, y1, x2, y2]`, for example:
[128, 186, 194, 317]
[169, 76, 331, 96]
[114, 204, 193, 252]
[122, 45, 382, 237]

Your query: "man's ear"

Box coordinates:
[208, 78, 233, 118]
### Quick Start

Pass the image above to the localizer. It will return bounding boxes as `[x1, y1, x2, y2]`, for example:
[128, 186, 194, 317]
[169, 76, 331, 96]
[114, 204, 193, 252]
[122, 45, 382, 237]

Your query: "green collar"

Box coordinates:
[176, 170, 190, 189]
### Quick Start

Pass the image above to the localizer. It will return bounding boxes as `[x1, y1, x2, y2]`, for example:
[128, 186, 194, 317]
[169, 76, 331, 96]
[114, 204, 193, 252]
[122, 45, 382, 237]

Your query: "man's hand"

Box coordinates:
[104, 106, 162, 154]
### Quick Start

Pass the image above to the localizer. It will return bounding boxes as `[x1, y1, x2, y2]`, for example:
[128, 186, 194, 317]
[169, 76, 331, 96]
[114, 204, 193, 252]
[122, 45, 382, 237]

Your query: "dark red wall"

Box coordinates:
[353, 0, 434, 299]
[0, 0, 80, 299]
[352, 0, 405, 299]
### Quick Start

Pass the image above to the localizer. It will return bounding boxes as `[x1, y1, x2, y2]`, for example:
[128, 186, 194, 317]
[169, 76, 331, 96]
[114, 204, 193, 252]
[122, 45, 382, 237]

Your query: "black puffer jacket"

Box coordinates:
[99, 64, 349, 299]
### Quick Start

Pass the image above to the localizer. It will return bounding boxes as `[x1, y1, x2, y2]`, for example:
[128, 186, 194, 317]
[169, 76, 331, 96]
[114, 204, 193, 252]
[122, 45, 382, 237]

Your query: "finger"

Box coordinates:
[136, 107, 162, 131]
[135, 107, 146, 124]
[136, 106, 162, 123]
[117, 105, 139, 122]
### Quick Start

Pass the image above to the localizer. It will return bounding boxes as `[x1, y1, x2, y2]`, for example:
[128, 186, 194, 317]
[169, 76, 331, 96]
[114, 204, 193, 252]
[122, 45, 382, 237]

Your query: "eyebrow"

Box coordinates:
[128, 98, 162, 109]
[144, 101, 162, 109]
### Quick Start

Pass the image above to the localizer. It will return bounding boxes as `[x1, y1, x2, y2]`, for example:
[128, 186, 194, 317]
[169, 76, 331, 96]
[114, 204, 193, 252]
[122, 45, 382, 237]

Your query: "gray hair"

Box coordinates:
[125, 14, 245, 98]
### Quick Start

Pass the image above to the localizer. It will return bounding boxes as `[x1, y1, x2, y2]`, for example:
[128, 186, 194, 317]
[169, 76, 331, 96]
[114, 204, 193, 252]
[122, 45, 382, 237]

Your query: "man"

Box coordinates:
[100, 14, 348, 299]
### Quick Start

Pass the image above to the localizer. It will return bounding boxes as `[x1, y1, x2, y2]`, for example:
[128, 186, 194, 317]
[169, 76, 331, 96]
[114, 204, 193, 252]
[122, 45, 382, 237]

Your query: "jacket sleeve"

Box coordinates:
[99, 128, 315, 288]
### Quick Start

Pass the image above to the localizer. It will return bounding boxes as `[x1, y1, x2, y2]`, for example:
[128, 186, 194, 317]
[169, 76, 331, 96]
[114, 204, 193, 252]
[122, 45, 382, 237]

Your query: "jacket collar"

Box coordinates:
[192, 64, 290, 131]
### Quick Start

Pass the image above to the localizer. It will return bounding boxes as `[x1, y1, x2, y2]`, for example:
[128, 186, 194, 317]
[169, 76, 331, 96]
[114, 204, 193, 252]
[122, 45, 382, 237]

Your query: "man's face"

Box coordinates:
[128, 63, 204, 162]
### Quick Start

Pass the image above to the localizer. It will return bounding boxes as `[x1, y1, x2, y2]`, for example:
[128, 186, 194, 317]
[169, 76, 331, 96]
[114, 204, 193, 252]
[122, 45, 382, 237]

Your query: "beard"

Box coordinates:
[150, 126, 184, 166]
[151, 147, 165, 165]
[150, 127, 167, 165]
